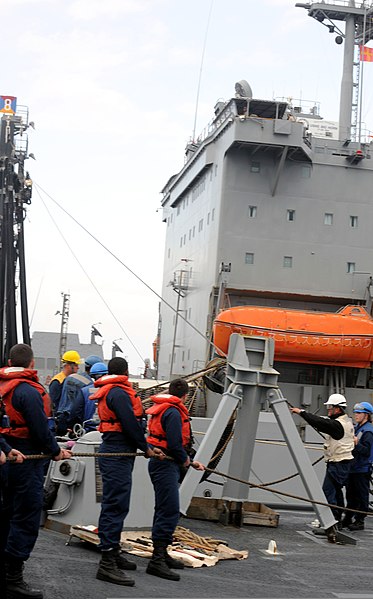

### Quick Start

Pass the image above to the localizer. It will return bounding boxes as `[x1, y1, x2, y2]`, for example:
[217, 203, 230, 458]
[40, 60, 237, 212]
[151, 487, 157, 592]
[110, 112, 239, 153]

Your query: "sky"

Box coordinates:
[3, 0, 373, 375]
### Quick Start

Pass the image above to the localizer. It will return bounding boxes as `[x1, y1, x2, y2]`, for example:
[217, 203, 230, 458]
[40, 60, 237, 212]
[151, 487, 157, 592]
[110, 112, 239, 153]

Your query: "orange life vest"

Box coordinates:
[146, 394, 191, 450]
[0, 367, 52, 439]
[91, 374, 144, 433]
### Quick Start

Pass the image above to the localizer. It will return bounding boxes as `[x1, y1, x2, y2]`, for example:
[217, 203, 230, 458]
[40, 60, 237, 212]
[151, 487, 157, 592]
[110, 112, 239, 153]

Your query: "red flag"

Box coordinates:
[360, 45, 373, 62]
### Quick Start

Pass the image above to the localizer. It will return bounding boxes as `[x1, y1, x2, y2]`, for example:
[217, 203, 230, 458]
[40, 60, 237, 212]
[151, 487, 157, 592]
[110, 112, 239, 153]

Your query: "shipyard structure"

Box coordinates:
[156, 1, 373, 409]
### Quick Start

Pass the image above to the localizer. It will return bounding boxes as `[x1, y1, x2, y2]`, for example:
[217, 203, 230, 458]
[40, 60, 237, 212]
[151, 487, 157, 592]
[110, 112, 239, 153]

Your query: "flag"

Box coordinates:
[0, 95, 17, 114]
[360, 45, 373, 62]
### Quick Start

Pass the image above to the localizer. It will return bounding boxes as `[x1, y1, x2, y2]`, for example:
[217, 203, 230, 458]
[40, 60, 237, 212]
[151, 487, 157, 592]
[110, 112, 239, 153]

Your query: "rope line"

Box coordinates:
[7, 451, 373, 518]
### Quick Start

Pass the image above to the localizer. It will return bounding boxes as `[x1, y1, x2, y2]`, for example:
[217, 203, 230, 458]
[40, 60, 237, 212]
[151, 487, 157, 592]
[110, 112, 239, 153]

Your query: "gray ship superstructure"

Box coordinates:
[157, 1, 373, 409]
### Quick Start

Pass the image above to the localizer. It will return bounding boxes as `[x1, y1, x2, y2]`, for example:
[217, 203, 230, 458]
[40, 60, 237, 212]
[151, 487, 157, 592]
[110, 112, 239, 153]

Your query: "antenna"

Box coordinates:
[191, 0, 214, 141]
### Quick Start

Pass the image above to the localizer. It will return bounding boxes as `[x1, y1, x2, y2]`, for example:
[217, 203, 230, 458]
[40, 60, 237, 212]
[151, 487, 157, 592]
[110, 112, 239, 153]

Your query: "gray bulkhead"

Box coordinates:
[158, 97, 373, 408]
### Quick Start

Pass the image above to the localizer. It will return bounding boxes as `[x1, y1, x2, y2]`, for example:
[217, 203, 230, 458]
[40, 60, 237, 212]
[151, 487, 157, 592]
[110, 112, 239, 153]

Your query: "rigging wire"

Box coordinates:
[192, 0, 214, 142]
[29, 275, 44, 328]
[34, 182, 226, 360]
[34, 186, 145, 364]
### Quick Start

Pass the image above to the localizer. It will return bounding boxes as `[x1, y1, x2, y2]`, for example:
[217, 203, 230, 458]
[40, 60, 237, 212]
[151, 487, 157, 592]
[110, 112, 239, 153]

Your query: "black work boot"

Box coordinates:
[5, 558, 43, 599]
[348, 520, 365, 531]
[112, 548, 137, 571]
[146, 543, 180, 581]
[96, 551, 135, 586]
[165, 552, 184, 569]
[340, 516, 353, 529]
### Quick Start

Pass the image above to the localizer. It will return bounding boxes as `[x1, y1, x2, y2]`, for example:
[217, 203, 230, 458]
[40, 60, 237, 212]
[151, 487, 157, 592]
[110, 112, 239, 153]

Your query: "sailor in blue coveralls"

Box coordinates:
[91, 357, 154, 587]
[146, 378, 204, 581]
[0, 343, 71, 599]
[343, 401, 373, 531]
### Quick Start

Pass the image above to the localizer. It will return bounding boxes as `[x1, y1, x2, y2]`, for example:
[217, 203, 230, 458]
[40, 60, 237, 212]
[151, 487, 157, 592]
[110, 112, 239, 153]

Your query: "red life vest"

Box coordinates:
[91, 375, 144, 433]
[0, 367, 52, 439]
[146, 394, 191, 450]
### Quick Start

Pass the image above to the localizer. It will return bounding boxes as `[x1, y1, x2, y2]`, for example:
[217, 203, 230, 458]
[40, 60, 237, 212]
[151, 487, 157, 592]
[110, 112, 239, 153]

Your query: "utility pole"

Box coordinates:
[169, 261, 189, 379]
[58, 293, 70, 362]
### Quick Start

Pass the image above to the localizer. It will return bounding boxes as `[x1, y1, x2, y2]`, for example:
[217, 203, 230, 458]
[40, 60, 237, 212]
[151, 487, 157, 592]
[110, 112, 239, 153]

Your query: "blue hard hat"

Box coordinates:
[85, 355, 102, 367]
[353, 401, 373, 414]
[90, 361, 108, 376]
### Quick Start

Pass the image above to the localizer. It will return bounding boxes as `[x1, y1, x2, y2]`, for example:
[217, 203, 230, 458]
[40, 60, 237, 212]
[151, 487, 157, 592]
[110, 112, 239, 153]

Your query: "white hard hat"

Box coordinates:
[324, 393, 347, 408]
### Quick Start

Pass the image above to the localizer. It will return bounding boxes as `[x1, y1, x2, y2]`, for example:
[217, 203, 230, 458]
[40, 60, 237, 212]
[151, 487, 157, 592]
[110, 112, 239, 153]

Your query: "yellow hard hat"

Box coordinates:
[62, 350, 82, 365]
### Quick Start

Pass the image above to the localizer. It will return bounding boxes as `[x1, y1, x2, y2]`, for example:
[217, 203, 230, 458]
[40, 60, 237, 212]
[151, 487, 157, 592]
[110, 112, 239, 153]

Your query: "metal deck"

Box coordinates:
[30, 510, 372, 599]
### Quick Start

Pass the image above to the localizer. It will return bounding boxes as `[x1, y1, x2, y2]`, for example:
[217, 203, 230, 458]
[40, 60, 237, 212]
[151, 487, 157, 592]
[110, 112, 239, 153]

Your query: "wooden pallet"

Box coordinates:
[186, 497, 279, 527]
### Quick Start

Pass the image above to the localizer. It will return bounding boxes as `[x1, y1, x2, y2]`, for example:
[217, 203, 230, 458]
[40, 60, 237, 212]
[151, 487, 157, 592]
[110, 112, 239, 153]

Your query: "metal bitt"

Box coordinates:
[179, 333, 337, 532]
[268, 389, 336, 531]
[179, 334, 279, 513]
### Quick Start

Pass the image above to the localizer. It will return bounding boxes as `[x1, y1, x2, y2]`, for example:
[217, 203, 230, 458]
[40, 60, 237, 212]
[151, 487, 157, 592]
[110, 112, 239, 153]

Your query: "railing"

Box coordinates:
[311, 0, 373, 8]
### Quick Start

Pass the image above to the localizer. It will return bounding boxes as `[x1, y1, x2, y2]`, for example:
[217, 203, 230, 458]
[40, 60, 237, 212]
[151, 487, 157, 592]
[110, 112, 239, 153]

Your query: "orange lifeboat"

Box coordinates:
[152, 336, 159, 366]
[213, 305, 373, 368]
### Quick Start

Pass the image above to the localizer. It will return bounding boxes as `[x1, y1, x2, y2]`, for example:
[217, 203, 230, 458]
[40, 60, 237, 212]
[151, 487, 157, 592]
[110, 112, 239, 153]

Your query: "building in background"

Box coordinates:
[31, 331, 104, 385]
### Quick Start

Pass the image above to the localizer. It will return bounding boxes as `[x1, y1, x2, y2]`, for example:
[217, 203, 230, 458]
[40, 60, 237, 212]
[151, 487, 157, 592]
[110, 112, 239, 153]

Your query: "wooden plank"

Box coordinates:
[186, 497, 279, 527]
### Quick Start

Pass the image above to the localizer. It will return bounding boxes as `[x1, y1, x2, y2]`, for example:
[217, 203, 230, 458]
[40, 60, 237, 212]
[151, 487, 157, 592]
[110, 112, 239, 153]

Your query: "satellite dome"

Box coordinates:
[235, 80, 253, 98]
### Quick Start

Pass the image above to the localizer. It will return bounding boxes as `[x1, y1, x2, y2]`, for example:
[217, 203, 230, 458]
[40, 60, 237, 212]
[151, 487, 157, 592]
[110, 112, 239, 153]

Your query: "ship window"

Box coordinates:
[198, 219, 203, 232]
[170, 213, 173, 223]
[180, 237, 183, 248]
[34, 357, 45, 369]
[215, 165, 218, 176]
[183, 234, 186, 244]
[182, 351, 185, 362]
[193, 225, 195, 237]
[324, 213, 333, 225]
[188, 307, 192, 318]
[167, 248, 171, 258]
[177, 206, 180, 215]
[301, 165, 311, 178]
[248, 205, 257, 218]
[207, 212, 210, 225]
[287, 209, 295, 222]
[245, 252, 254, 264]
[347, 262, 356, 273]
[250, 161, 260, 173]
[212, 208, 215, 221]
[350, 215, 358, 228]
[283, 256, 293, 268]
[189, 229, 192, 240]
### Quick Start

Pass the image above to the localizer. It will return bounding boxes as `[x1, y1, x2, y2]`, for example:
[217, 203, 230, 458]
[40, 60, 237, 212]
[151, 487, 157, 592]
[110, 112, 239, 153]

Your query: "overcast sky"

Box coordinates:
[3, 0, 373, 374]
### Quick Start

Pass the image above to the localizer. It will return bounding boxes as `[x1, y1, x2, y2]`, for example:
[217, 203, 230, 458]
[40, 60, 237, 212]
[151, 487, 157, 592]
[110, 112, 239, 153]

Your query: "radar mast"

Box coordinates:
[296, 1, 373, 141]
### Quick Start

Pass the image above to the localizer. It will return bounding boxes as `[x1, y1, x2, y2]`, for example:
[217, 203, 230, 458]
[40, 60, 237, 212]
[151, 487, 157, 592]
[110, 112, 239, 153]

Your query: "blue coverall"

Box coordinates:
[1, 383, 61, 561]
[148, 408, 189, 545]
[57, 372, 91, 434]
[345, 423, 373, 523]
[98, 387, 148, 551]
